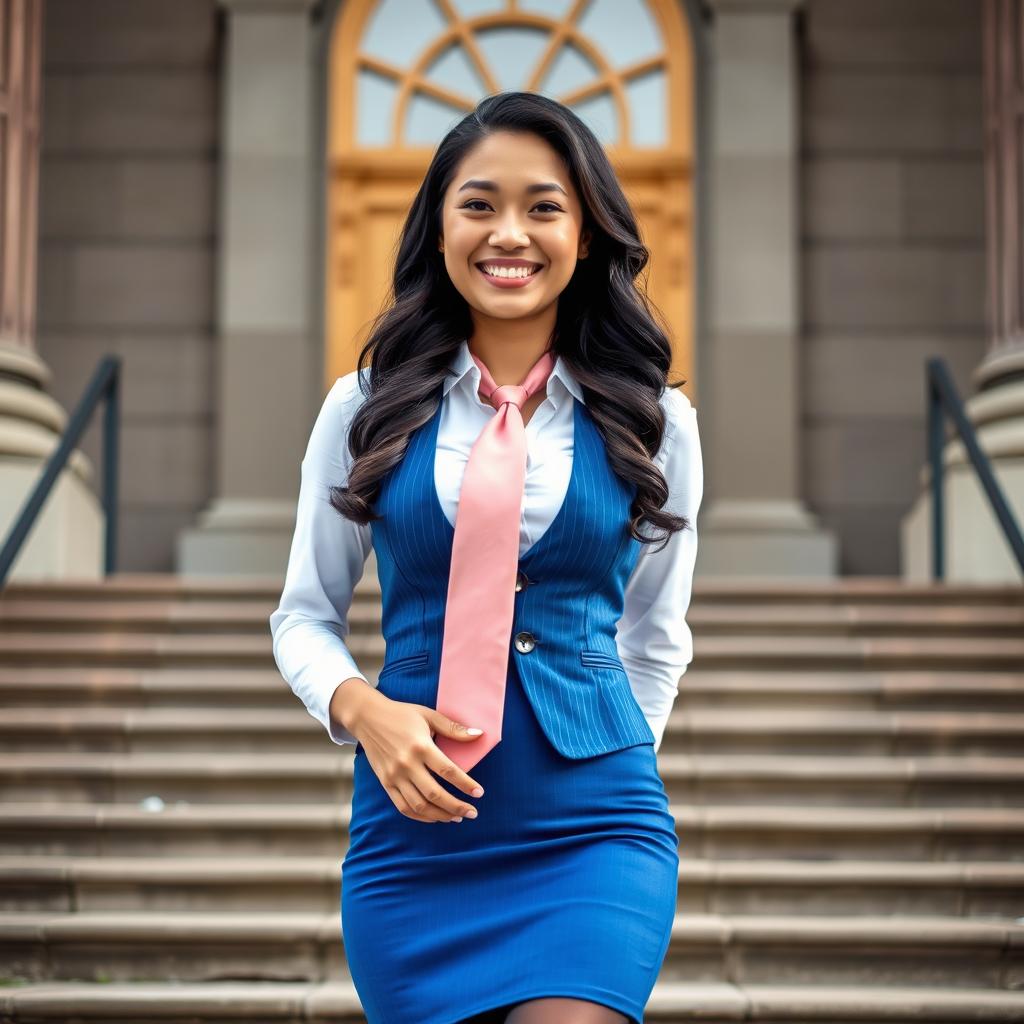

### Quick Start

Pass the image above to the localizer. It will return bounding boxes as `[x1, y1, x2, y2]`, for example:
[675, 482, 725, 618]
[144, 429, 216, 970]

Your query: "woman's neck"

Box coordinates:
[467, 315, 555, 386]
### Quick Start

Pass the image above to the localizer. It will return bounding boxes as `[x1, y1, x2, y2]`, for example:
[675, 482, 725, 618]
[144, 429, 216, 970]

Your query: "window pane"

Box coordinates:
[537, 41, 599, 97]
[570, 91, 618, 145]
[361, 0, 447, 66]
[425, 42, 487, 97]
[517, 0, 576, 17]
[449, 0, 505, 16]
[357, 68, 398, 145]
[406, 92, 465, 145]
[576, 0, 662, 69]
[475, 26, 552, 91]
[626, 68, 666, 146]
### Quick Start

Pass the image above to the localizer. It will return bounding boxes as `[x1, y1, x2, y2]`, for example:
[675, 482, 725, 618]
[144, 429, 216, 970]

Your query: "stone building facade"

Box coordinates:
[3, 0, 1018, 583]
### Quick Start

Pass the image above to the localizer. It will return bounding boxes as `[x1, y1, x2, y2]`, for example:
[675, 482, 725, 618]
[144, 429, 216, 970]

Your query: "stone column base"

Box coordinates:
[901, 374, 1024, 584]
[177, 498, 299, 577]
[0, 346, 104, 581]
[176, 496, 382, 582]
[699, 498, 838, 577]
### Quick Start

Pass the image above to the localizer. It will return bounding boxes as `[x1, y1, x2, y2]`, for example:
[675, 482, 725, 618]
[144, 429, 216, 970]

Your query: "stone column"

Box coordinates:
[0, 0, 105, 581]
[901, 0, 1024, 582]
[177, 0, 320, 575]
[700, 0, 836, 576]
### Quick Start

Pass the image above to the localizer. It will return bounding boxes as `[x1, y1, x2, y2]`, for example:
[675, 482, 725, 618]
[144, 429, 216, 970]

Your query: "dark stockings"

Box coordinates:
[456, 1007, 512, 1024]
[506, 997, 629, 1023]
[457, 997, 630, 1024]
[456, 1007, 511, 1024]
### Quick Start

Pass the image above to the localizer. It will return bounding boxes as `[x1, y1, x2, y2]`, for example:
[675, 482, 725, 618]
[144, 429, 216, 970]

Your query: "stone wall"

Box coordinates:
[30, 0, 989, 577]
[800, 0, 986, 574]
[35, 0, 220, 570]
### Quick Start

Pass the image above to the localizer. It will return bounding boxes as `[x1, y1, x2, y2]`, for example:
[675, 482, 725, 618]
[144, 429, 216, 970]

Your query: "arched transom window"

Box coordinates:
[353, 0, 670, 148]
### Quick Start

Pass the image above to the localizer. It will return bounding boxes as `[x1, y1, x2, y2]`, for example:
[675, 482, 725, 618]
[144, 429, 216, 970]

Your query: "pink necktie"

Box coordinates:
[433, 346, 556, 771]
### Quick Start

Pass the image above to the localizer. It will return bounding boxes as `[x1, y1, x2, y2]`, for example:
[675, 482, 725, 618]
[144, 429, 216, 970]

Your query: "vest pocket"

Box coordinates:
[580, 649, 628, 673]
[378, 649, 430, 679]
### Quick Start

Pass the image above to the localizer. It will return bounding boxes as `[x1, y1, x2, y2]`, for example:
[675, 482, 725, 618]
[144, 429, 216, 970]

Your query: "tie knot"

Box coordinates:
[488, 383, 529, 411]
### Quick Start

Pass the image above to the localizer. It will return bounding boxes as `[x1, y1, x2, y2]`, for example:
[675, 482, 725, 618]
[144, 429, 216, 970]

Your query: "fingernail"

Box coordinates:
[465, 808, 478, 819]
[471, 787, 484, 797]
[467, 728, 483, 736]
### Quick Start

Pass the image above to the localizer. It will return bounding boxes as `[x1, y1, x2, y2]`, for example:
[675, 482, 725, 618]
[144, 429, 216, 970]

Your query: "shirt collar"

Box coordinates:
[442, 338, 584, 405]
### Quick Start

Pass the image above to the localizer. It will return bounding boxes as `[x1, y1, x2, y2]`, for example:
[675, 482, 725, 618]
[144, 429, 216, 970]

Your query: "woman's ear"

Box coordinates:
[438, 235, 445, 253]
[578, 227, 591, 259]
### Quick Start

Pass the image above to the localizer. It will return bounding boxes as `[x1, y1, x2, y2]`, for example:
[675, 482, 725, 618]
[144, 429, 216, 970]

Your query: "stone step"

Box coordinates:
[674, 670, 1024, 711]
[3, 979, 1024, 1024]
[0, 667, 297, 708]
[654, 751, 1024, 806]
[658, 913, 1024, 988]
[1, 666, 1021, 712]
[1, 801, 1020, 860]
[2, 750, 1023, 806]
[3, 909, 1022, 986]
[647, 982, 1024, 1023]
[1, 576, 1019, 1020]
[2, 854, 1021, 916]
[0, 630, 1021, 671]
[659, 708, 1024, 756]
[2, 598, 1022, 638]
[5, 574, 1022, 606]
[689, 604, 1024, 636]
[3, 705, 1024, 756]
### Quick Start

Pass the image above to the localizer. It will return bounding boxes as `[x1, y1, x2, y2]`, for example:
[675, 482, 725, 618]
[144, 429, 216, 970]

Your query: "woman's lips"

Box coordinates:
[475, 264, 543, 289]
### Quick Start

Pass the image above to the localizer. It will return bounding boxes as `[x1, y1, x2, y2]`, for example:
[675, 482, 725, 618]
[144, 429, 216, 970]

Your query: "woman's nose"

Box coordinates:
[490, 218, 529, 246]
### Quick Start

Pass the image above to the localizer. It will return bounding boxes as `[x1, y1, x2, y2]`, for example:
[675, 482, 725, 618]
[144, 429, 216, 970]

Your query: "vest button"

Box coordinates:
[515, 570, 530, 593]
[514, 631, 536, 654]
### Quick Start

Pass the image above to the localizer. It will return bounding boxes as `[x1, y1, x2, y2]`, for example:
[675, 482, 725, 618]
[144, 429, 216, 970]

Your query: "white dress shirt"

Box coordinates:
[269, 339, 703, 752]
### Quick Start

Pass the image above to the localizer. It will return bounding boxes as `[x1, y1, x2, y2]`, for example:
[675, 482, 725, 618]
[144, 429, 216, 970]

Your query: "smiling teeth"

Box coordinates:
[481, 264, 537, 278]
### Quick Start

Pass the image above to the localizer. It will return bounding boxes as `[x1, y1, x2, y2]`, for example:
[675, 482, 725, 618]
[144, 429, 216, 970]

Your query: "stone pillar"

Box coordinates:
[0, 0, 104, 581]
[177, 0, 319, 575]
[901, 0, 1024, 582]
[700, 0, 836, 577]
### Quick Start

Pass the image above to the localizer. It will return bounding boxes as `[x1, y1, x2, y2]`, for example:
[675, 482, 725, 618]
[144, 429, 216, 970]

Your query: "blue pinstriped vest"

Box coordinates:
[368, 389, 656, 760]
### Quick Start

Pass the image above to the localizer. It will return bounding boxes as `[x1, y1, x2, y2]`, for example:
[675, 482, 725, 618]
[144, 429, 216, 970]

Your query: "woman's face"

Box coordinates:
[439, 130, 590, 322]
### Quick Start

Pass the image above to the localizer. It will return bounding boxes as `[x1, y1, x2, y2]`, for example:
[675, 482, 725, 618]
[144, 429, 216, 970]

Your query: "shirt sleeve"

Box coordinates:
[268, 370, 374, 747]
[615, 387, 703, 753]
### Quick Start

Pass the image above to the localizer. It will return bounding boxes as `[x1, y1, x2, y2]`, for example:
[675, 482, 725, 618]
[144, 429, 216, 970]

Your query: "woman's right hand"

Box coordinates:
[341, 684, 486, 824]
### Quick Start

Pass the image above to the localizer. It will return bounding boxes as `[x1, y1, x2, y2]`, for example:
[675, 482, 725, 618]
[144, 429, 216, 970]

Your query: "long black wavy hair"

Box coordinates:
[331, 91, 690, 552]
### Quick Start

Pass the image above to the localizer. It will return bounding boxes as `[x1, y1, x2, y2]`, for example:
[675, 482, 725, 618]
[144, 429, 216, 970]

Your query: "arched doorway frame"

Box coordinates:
[311, 0, 710, 405]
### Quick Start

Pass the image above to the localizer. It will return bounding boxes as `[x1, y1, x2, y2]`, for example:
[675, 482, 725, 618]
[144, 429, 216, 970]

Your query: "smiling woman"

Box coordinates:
[271, 90, 702, 1024]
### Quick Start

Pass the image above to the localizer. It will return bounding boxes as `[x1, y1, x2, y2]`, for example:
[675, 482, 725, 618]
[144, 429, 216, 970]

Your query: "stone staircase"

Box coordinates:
[0, 574, 1023, 1023]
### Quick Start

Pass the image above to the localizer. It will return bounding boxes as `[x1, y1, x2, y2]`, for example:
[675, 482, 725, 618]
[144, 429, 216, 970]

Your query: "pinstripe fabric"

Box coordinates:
[342, 385, 679, 1024]
[368, 388, 656, 760]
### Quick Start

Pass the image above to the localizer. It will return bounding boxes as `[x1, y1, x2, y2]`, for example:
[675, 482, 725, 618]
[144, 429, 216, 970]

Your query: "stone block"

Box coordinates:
[40, 157, 215, 241]
[41, 73, 217, 155]
[803, 245, 985, 331]
[803, 158, 902, 241]
[38, 243, 214, 331]
[44, 0, 217, 69]
[803, 71, 983, 154]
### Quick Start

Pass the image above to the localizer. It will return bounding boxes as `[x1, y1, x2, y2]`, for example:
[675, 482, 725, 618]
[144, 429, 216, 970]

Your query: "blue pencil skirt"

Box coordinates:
[341, 655, 679, 1024]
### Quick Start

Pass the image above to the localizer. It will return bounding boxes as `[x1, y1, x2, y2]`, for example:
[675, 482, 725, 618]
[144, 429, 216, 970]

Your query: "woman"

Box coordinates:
[269, 92, 703, 1024]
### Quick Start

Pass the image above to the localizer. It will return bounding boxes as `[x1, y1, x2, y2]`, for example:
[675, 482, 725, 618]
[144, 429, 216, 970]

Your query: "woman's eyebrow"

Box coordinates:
[456, 179, 568, 197]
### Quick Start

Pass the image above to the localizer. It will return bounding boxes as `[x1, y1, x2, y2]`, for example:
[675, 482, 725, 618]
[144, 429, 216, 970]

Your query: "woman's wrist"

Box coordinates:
[330, 676, 378, 737]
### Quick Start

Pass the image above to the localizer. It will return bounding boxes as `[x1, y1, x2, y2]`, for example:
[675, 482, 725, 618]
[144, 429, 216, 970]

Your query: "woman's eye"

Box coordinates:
[460, 200, 561, 213]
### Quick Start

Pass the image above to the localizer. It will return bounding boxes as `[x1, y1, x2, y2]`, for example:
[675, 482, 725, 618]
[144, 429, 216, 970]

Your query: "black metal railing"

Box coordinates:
[0, 355, 122, 587]
[927, 356, 1024, 580]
